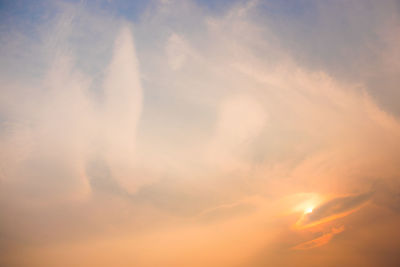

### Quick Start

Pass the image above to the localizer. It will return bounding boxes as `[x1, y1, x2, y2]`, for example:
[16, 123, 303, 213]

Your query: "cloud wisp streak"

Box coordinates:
[292, 226, 345, 250]
[296, 192, 373, 229]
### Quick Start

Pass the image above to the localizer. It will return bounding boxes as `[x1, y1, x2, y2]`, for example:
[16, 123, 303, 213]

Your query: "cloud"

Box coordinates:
[102, 25, 144, 194]
[0, 20, 143, 202]
[292, 226, 345, 250]
[1, 0, 400, 266]
[297, 192, 373, 228]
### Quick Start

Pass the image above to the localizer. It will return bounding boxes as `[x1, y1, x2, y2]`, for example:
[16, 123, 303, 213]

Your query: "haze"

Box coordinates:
[1, 0, 400, 266]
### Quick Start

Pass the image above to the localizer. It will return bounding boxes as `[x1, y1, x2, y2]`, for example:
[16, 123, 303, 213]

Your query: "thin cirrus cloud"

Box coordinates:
[296, 192, 373, 229]
[1, 0, 400, 266]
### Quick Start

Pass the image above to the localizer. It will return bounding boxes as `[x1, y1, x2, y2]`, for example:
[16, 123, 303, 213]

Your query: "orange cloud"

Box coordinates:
[292, 226, 345, 250]
[295, 192, 372, 229]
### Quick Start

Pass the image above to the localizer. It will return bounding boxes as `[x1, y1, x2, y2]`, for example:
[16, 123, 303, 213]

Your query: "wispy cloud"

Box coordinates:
[296, 192, 373, 228]
[292, 226, 345, 250]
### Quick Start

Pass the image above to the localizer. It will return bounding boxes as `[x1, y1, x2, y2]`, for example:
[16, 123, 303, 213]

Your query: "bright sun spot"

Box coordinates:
[305, 207, 313, 214]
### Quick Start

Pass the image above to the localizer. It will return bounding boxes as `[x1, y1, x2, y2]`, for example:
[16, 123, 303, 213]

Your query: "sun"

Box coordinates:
[305, 207, 313, 214]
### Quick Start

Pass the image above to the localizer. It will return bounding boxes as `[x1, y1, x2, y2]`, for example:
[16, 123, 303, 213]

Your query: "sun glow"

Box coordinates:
[305, 207, 313, 214]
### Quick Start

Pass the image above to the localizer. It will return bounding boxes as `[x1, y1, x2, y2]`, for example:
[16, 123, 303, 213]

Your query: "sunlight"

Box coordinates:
[305, 207, 313, 214]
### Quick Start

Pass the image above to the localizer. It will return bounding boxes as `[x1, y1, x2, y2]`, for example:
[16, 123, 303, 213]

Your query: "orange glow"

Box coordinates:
[294, 200, 369, 230]
[292, 226, 345, 250]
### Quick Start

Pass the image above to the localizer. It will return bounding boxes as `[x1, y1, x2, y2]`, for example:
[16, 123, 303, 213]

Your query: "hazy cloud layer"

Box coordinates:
[1, 0, 400, 266]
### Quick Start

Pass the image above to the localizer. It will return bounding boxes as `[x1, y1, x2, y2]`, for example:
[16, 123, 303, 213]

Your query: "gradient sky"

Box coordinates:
[1, 0, 400, 266]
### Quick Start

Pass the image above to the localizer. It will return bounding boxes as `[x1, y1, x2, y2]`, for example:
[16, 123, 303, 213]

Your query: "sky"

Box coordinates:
[1, 0, 400, 266]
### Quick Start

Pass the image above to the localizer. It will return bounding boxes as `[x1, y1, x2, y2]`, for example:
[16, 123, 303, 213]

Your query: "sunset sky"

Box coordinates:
[1, 0, 400, 266]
